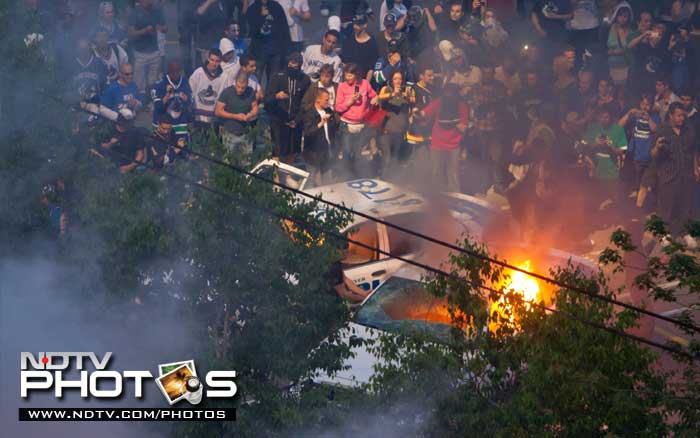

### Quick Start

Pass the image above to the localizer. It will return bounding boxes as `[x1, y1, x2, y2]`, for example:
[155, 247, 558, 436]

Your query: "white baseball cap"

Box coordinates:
[438, 40, 454, 62]
[328, 16, 341, 32]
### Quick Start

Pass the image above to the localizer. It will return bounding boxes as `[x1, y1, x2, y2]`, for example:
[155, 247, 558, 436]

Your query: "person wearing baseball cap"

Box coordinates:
[372, 38, 416, 90]
[457, 20, 486, 66]
[379, 0, 407, 32]
[341, 13, 379, 80]
[376, 13, 408, 59]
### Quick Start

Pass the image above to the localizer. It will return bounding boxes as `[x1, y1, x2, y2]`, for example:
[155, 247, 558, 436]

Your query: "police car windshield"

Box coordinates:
[356, 277, 453, 341]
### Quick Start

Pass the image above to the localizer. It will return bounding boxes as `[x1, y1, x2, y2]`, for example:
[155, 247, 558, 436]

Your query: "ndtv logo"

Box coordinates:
[21, 352, 237, 405]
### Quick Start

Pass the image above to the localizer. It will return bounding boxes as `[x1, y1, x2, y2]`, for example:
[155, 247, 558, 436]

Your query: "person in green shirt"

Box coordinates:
[583, 106, 628, 180]
[607, 3, 637, 85]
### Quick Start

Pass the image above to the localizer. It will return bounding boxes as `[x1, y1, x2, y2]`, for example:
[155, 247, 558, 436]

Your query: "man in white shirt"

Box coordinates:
[278, 0, 311, 52]
[93, 29, 129, 84]
[302, 29, 343, 83]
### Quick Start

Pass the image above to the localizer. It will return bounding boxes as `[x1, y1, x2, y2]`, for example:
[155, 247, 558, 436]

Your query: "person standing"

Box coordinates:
[606, 4, 634, 86]
[335, 62, 379, 175]
[194, 0, 232, 62]
[301, 64, 338, 112]
[189, 48, 226, 131]
[377, 70, 414, 170]
[302, 88, 337, 185]
[100, 63, 143, 114]
[618, 94, 659, 191]
[278, 0, 312, 53]
[93, 1, 127, 47]
[437, 1, 467, 45]
[302, 29, 342, 83]
[419, 83, 469, 192]
[245, 0, 291, 85]
[93, 29, 129, 85]
[71, 37, 108, 106]
[264, 53, 310, 163]
[406, 64, 437, 149]
[216, 72, 259, 155]
[341, 14, 379, 81]
[152, 60, 193, 143]
[648, 103, 697, 236]
[127, 0, 167, 96]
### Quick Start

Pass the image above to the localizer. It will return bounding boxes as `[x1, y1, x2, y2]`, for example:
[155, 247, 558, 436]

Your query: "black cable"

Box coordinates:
[98, 149, 696, 361]
[181, 146, 700, 335]
[75, 103, 700, 335]
[71, 100, 658, 323]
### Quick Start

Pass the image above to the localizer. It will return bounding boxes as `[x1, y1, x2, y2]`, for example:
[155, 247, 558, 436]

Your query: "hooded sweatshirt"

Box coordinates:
[188, 62, 225, 123]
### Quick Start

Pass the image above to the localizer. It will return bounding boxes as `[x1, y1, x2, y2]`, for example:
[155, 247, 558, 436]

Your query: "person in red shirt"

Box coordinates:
[420, 84, 469, 192]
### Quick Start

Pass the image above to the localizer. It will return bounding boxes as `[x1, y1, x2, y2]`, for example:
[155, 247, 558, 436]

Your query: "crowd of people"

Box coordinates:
[21, 0, 700, 244]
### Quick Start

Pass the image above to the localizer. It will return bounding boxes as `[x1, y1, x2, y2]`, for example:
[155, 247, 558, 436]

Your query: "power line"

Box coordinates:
[181, 146, 700, 335]
[99, 149, 696, 361]
[77, 102, 699, 336]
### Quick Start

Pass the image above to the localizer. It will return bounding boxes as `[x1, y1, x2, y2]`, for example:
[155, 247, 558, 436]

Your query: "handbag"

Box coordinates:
[364, 106, 387, 130]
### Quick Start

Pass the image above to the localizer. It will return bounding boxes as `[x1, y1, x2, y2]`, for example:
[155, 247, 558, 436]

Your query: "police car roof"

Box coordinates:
[301, 179, 428, 226]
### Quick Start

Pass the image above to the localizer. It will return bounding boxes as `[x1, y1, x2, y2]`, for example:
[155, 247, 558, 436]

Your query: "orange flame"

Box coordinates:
[489, 260, 541, 332]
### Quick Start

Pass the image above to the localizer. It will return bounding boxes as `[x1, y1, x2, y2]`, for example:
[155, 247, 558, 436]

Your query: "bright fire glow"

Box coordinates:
[490, 260, 541, 331]
[508, 260, 540, 304]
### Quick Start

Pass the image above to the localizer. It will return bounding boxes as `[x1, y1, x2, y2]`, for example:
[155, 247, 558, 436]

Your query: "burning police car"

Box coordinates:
[251, 160, 496, 301]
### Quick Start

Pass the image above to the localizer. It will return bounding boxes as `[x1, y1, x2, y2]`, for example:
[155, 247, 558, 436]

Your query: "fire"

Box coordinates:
[508, 260, 540, 304]
[489, 260, 541, 332]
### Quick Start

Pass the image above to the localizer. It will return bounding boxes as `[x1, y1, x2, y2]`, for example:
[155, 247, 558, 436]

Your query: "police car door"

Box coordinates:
[250, 159, 310, 191]
[341, 221, 391, 293]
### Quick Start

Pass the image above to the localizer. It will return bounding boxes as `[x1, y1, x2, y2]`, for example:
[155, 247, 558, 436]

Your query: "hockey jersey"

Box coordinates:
[100, 80, 142, 113]
[301, 45, 343, 83]
[72, 55, 107, 104]
[372, 57, 416, 91]
[94, 43, 129, 84]
[189, 65, 225, 123]
[151, 74, 193, 140]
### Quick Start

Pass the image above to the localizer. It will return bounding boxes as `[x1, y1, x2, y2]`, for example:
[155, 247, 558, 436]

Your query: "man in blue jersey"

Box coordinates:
[100, 63, 143, 115]
[151, 60, 193, 143]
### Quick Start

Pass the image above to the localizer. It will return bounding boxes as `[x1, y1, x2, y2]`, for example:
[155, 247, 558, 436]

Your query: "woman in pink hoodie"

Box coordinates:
[335, 63, 379, 175]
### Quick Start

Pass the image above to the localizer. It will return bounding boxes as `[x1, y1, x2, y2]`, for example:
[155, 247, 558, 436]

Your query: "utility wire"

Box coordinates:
[97, 148, 696, 361]
[76, 102, 699, 334]
[181, 146, 700, 335]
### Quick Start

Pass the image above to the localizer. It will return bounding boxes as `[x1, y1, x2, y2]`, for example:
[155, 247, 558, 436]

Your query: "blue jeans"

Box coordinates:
[340, 122, 376, 178]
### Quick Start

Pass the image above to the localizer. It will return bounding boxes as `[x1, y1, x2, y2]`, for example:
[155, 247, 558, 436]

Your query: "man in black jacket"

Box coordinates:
[245, 0, 291, 85]
[264, 52, 311, 164]
[302, 88, 337, 185]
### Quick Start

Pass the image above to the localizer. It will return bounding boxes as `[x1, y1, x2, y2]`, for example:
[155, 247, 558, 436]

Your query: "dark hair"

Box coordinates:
[324, 29, 340, 40]
[417, 63, 434, 76]
[209, 48, 222, 58]
[158, 113, 173, 125]
[449, 0, 462, 8]
[667, 101, 685, 119]
[656, 76, 670, 86]
[319, 63, 335, 77]
[239, 54, 254, 67]
[679, 87, 693, 98]
[344, 63, 360, 77]
[639, 93, 653, 103]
